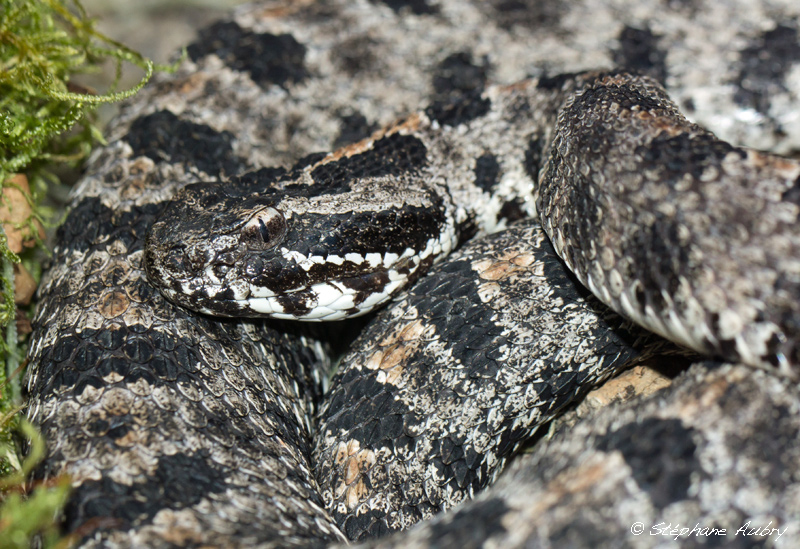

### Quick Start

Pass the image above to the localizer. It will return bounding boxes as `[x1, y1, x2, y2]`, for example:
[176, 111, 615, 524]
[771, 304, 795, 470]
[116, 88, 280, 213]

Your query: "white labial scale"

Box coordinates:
[205, 266, 223, 286]
[358, 279, 407, 312]
[416, 229, 457, 269]
[247, 297, 285, 316]
[387, 268, 407, 283]
[250, 285, 277, 298]
[345, 253, 364, 264]
[280, 248, 320, 271]
[329, 292, 357, 311]
[315, 308, 351, 321]
[366, 253, 383, 267]
[228, 279, 250, 301]
[242, 233, 456, 320]
[281, 249, 304, 267]
[329, 280, 357, 295]
[382, 252, 400, 268]
[270, 311, 305, 321]
[312, 282, 348, 309]
[178, 280, 195, 299]
[301, 305, 341, 321]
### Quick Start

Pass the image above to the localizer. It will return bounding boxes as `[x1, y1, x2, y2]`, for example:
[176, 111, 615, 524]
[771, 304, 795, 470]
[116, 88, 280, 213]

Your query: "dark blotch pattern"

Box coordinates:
[662, 0, 700, 12]
[536, 72, 585, 91]
[782, 174, 800, 206]
[188, 21, 308, 89]
[29, 130, 340, 544]
[335, 35, 379, 76]
[238, 199, 444, 300]
[57, 198, 163, 258]
[715, 382, 800, 492]
[637, 133, 744, 183]
[523, 133, 545, 181]
[498, 198, 527, 223]
[65, 451, 226, 531]
[425, 497, 510, 548]
[425, 89, 491, 127]
[612, 26, 668, 84]
[370, 0, 439, 15]
[549, 515, 621, 548]
[596, 417, 699, 509]
[576, 81, 667, 114]
[228, 167, 290, 194]
[432, 52, 489, 104]
[333, 112, 379, 149]
[277, 289, 316, 317]
[733, 23, 800, 113]
[294, 202, 442, 261]
[473, 153, 501, 193]
[126, 111, 240, 177]
[315, 223, 654, 539]
[632, 214, 693, 308]
[311, 134, 429, 191]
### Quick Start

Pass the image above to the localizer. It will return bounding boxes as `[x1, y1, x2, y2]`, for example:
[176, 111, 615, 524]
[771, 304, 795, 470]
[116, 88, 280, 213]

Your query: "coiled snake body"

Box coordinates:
[25, 0, 800, 547]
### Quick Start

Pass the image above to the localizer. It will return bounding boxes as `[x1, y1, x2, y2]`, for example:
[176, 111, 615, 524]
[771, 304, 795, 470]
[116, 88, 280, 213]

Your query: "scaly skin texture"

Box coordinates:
[358, 362, 800, 549]
[146, 71, 800, 375]
[313, 221, 673, 539]
[537, 73, 800, 374]
[24, 0, 800, 547]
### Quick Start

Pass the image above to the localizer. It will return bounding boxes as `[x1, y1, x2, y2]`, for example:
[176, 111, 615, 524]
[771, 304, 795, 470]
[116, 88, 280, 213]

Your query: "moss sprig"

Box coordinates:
[0, 1, 167, 544]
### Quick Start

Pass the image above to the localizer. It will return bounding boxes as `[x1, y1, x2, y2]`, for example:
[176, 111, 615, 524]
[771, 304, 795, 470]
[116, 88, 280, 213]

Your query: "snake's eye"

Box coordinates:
[240, 207, 287, 251]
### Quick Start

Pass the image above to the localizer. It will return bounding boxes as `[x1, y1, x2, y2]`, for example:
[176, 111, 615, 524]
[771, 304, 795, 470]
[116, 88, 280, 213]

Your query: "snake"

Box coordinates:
[23, 0, 800, 547]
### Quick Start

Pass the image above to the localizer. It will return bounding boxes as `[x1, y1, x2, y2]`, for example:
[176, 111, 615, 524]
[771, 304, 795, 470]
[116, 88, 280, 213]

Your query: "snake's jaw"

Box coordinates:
[145, 184, 458, 320]
[144, 147, 461, 319]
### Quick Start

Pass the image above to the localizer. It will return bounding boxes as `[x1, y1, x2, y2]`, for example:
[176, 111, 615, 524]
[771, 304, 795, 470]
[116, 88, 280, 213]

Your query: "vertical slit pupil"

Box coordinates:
[258, 218, 271, 242]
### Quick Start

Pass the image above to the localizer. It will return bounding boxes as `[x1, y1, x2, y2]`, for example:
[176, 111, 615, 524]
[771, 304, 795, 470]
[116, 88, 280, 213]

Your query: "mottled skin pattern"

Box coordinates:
[26, 165, 345, 546]
[144, 130, 458, 321]
[147, 71, 800, 374]
[313, 222, 672, 539]
[537, 73, 800, 374]
[147, 67, 800, 538]
[22, 0, 800, 547]
[360, 363, 800, 548]
[143, 77, 570, 320]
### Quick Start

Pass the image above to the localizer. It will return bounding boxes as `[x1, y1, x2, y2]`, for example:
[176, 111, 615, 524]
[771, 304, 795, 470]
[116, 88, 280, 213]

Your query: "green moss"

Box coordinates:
[0, 0, 166, 544]
[1, 419, 72, 548]
[1, 0, 154, 178]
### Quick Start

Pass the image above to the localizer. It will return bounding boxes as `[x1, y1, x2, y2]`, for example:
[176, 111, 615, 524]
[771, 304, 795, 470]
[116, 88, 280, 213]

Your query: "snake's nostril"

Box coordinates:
[213, 263, 230, 278]
[216, 252, 236, 266]
[211, 252, 236, 279]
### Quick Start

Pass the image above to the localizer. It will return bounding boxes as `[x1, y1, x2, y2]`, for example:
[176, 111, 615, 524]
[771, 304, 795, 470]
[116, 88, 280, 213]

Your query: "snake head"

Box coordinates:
[144, 150, 456, 320]
[144, 181, 286, 316]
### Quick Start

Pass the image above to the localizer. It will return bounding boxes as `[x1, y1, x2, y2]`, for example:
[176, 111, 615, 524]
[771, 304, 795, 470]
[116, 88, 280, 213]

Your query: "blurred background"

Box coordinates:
[80, 0, 245, 124]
